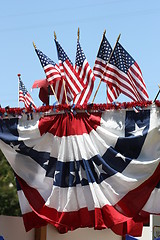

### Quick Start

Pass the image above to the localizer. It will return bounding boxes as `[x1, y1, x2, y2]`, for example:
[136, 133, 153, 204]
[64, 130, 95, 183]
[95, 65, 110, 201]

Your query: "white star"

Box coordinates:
[115, 153, 126, 162]
[10, 143, 20, 151]
[70, 171, 76, 184]
[129, 123, 145, 136]
[53, 170, 60, 182]
[43, 160, 49, 166]
[78, 165, 87, 181]
[93, 162, 107, 179]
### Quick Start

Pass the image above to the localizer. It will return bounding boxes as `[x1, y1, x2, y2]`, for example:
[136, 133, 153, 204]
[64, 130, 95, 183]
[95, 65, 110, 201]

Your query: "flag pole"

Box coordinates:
[54, 31, 68, 105]
[153, 84, 160, 102]
[17, 73, 21, 107]
[33, 41, 59, 104]
[91, 33, 121, 104]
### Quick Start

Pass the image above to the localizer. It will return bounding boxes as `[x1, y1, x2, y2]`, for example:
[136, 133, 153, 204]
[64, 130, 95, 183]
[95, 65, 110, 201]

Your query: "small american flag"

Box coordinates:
[55, 39, 85, 99]
[35, 47, 71, 104]
[93, 34, 121, 102]
[102, 42, 149, 102]
[35, 48, 61, 84]
[19, 78, 36, 109]
[74, 40, 95, 105]
[93, 34, 112, 79]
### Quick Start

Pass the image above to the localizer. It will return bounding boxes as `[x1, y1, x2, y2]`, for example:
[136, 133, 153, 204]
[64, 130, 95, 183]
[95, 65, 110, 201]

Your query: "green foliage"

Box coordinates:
[0, 150, 21, 216]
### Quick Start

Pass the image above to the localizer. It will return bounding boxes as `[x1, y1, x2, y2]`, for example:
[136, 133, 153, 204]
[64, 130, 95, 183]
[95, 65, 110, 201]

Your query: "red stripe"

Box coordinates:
[23, 211, 47, 232]
[115, 163, 160, 217]
[39, 112, 101, 137]
[22, 205, 143, 236]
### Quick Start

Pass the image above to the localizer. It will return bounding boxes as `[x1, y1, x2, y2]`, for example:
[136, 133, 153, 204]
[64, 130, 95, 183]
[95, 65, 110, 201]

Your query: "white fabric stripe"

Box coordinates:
[17, 190, 33, 214]
[54, 81, 64, 104]
[80, 59, 89, 83]
[94, 57, 107, 66]
[142, 188, 160, 213]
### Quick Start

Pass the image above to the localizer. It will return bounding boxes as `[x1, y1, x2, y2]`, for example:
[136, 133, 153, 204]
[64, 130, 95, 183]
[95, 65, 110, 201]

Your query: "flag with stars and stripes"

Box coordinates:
[74, 40, 95, 105]
[101, 42, 149, 102]
[34, 48, 72, 104]
[0, 104, 160, 237]
[93, 34, 121, 103]
[19, 78, 36, 109]
[55, 39, 86, 99]
[35, 48, 62, 84]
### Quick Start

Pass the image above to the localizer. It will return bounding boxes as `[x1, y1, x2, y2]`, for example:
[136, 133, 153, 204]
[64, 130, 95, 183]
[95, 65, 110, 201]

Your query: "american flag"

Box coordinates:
[101, 42, 149, 102]
[35, 47, 71, 104]
[93, 34, 121, 102]
[74, 40, 95, 105]
[19, 78, 36, 109]
[55, 39, 85, 99]
[35, 48, 61, 84]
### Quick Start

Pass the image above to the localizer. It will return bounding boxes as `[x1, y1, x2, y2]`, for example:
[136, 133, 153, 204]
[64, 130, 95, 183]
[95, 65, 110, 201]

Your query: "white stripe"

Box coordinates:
[142, 188, 160, 213]
[17, 190, 32, 214]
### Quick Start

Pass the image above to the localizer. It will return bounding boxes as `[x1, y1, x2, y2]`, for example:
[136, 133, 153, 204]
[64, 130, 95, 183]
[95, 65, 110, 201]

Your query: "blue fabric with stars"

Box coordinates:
[110, 42, 135, 73]
[75, 40, 86, 67]
[19, 79, 28, 96]
[97, 35, 112, 62]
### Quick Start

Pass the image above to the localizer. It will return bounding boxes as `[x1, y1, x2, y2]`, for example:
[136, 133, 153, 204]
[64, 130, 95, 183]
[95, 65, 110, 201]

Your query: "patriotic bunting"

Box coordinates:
[0, 104, 160, 237]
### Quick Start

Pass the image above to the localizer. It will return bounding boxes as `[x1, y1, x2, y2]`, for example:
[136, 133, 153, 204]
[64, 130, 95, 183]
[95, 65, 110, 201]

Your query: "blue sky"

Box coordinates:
[0, 0, 160, 107]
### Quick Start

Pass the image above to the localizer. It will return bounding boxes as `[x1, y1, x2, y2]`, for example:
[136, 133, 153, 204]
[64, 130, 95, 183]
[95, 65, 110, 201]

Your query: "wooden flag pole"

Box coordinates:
[77, 27, 80, 41]
[54, 31, 68, 104]
[91, 33, 121, 104]
[17, 73, 21, 107]
[154, 84, 160, 102]
[33, 41, 59, 104]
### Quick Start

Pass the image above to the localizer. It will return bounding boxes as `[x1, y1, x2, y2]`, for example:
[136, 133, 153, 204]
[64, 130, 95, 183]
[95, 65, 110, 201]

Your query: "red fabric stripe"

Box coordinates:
[38, 112, 102, 137]
[23, 211, 47, 232]
[115, 163, 160, 217]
